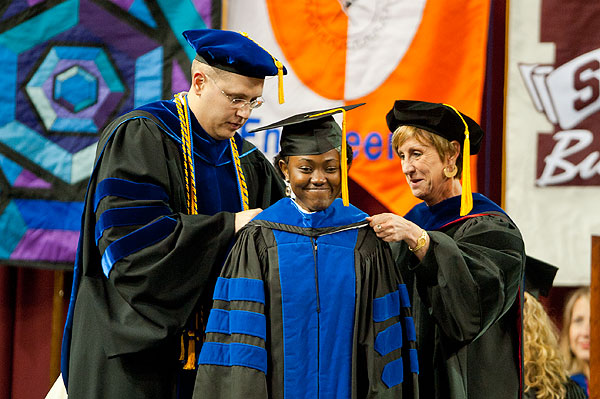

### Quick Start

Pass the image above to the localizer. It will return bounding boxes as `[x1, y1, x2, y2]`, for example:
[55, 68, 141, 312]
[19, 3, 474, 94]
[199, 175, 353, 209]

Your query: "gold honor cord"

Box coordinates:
[230, 137, 250, 211]
[175, 92, 198, 216]
[238, 31, 285, 104]
[309, 108, 349, 206]
[174, 92, 201, 370]
[443, 103, 472, 216]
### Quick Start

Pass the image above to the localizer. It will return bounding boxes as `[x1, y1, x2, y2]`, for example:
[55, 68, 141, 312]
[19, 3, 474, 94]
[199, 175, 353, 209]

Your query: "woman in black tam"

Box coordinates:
[193, 105, 419, 399]
[368, 100, 526, 399]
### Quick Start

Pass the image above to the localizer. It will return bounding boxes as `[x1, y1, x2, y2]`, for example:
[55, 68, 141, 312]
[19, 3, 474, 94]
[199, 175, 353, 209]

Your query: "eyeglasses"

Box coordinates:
[205, 74, 264, 110]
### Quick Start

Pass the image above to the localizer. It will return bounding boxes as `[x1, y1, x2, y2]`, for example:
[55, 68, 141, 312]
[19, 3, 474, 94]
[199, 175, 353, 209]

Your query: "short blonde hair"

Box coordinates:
[391, 125, 463, 178]
[523, 292, 568, 399]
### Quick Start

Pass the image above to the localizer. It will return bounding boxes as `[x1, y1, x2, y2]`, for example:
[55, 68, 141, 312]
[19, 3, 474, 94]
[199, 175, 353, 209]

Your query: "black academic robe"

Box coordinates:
[61, 99, 285, 399]
[193, 198, 419, 399]
[392, 193, 525, 399]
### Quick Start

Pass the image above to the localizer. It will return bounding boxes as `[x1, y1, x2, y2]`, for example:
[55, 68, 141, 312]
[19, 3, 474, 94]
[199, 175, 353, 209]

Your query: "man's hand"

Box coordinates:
[234, 208, 263, 232]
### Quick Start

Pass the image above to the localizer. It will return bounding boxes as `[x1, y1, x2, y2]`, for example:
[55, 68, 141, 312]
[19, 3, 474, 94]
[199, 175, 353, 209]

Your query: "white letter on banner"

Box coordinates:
[537, 130, 597, 186]
[546, 49, 600, 130]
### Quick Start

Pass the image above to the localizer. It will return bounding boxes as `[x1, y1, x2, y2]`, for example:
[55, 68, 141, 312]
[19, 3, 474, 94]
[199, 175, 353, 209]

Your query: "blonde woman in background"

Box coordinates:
[523, 291, 586, 399]
[560, 287, 591, 397]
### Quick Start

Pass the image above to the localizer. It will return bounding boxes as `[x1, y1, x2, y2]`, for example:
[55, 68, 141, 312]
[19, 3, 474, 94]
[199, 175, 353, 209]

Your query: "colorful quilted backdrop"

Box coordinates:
[0, 0, 220, 268]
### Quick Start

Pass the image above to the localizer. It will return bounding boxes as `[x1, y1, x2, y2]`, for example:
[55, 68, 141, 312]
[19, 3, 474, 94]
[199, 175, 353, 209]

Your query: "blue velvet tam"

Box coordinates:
[182, 29, 288, 79]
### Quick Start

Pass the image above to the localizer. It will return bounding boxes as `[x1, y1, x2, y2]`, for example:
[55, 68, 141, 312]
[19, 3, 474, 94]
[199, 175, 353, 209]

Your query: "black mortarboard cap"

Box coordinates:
[183, 29, 287, 103]
[249, 103, 365, 206]
[385, 100, 484, 154]
[524, 255, 559, 298]
[249, 103, 364, 156]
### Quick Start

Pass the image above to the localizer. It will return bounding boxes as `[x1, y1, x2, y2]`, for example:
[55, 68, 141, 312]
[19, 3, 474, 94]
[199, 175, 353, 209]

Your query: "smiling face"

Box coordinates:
[569, 295, 590, 363]
[279, 149, 342, 212]
[396, 136, 451, 206]
[189, 64, 265, 140]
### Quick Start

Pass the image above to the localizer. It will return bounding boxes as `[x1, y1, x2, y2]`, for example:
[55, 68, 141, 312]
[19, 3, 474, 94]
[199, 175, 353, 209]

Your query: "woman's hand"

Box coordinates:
[367, 213, 429, 256]
[366, 213, 416, 242]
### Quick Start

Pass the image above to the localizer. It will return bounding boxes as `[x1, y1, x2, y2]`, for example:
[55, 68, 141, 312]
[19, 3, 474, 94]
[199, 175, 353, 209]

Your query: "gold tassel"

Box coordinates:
[276, 60, 284, 104]
[239, 31, 285, 104]
[340, 109, 349, 206]
[460, 134, 472, 216]
[443, 103, 473, 216]
[309, 108, 349, 206]
[179, 333, 186, 362]
[183, 331, 196, 370]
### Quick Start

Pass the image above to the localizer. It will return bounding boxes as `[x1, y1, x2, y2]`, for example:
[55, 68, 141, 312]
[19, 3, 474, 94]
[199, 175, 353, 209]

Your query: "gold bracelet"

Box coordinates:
[408, 229, 428, 252]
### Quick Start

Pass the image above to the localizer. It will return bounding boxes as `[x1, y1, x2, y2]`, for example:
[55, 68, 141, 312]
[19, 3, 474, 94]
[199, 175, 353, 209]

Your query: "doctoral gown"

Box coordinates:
[392, 193, 525, 399]
[194, 198, 419, 399]
[61, 98, 285, 398]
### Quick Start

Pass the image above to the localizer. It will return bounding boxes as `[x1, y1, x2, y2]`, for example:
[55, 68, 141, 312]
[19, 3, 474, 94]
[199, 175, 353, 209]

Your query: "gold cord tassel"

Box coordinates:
[183, 331, 196, 370]
[174, 92, 198, 215]
[175, 92, 200, 370]
[230, 137, 249, 211]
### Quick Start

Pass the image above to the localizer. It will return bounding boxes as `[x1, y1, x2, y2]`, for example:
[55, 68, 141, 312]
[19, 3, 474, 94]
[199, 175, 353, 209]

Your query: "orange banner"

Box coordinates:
[265, 0, 489, 215]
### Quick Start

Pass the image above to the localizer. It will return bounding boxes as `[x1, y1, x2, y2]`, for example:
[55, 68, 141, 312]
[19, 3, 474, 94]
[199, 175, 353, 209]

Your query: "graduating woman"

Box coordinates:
[368, 101, 526, 398]
[193, 105, 419, 398]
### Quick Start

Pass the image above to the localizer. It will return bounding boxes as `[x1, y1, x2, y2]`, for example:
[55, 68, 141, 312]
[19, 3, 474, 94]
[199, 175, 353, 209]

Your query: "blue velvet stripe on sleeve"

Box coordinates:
[212, 277, 266, 304]
[404, 316, 416, 342]
[398, 283, 411, 308]
[409, 348, 419, 373]
[382, 358, 404, 388]
[101, 216, 177, 278]
[94, 178, 169, 212]
[198, 342, 267, 374]
[373, 284, 420, 385]
[95, 205, 172, 245]
[374, 322, 403, 356]
[205, 308, 267, 340]
[199, 277, 267, 373]
[373, 291, 400, 322]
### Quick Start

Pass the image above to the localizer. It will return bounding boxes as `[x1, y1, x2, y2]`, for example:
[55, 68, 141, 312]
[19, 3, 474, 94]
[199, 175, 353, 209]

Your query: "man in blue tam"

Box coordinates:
[60, 29, 288, 399]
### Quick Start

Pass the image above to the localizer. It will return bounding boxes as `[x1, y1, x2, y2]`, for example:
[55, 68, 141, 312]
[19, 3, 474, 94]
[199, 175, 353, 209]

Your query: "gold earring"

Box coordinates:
[444, 164, 457, 178]
[285, 179, 291, 197]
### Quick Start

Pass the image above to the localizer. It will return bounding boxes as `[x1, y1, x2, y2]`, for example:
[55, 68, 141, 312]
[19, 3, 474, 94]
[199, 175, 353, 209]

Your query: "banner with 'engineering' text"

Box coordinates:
[227, 0, 490, 216]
